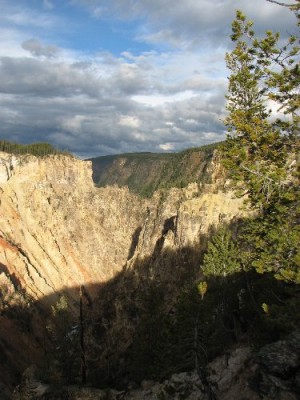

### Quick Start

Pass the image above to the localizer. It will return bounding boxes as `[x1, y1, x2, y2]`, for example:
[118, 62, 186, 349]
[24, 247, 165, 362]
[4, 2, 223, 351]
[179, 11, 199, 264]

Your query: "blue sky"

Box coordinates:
[0, 0, 296, 158]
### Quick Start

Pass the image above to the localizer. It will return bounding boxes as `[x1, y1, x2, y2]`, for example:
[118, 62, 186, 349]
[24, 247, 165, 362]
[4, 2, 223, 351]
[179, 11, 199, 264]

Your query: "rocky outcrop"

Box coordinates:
[205, 332, 300, 400]
[0, 153, 145, 395]
[132, 182, 246, 260]
[207, 347, 254, 399]
[253, 331, 300, 399]
[12, 332, 300, 399]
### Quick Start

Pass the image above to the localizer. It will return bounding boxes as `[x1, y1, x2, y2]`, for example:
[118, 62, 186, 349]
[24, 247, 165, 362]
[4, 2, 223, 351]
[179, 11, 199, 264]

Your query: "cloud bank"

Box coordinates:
[0, 0, 295, 157]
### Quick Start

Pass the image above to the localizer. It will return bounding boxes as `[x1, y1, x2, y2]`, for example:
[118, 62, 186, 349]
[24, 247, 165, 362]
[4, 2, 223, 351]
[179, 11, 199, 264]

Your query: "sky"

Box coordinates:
[0, 0, 296, 158]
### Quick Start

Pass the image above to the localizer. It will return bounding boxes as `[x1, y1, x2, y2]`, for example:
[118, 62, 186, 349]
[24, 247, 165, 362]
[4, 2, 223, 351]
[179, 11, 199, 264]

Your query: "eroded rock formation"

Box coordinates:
[0, 151, 248, 396]
[0, 153, 145, 302]
[0, 152, 246, 303]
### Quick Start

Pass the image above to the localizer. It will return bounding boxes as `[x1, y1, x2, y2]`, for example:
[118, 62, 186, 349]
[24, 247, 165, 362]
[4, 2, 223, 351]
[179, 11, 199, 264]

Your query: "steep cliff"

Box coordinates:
[0, 150, 248, 396]
[0, 152, 145, 302]
[0, 151, 246, 303]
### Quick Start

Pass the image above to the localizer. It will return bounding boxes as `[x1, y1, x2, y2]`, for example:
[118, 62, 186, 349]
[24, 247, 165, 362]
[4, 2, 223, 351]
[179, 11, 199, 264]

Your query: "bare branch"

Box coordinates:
[241, 164, 276, 183]
[266, 0, 300, 9]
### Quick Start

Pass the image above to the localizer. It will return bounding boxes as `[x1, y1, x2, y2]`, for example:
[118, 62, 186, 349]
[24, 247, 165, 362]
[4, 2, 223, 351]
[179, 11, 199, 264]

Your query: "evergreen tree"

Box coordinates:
[222, 3, 300, 283]
[201, 228, 240, 278]
[0, 140, 72, 157]
[41, 296, 80, 384]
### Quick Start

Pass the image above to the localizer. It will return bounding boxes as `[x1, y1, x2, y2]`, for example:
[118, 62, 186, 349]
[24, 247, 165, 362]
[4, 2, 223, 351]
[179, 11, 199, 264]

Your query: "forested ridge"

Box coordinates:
[0, 140, 72, 157]
[90, 142, 221, 197]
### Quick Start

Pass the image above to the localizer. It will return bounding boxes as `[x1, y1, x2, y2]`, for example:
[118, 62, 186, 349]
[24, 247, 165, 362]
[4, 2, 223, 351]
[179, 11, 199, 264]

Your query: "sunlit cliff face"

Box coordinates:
[0, 153, 145, 301]
[0, 152, 247, 304]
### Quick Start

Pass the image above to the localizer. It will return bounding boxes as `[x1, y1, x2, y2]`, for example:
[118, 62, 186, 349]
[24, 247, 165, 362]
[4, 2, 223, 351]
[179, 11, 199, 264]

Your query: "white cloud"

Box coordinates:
[74, 0, 295, 49]
[60, 115, 87, 132]
[119, 115, 140, 128]
[132, 91, 198, 107]
[0, 3, 58, 29]
[159, 143, 175, 151]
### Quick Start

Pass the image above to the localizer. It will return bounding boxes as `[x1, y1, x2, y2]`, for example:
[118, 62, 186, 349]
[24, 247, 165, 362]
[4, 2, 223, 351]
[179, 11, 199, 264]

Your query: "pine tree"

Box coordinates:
[222, 3, 300, 283]
[201, 228, 240, 278]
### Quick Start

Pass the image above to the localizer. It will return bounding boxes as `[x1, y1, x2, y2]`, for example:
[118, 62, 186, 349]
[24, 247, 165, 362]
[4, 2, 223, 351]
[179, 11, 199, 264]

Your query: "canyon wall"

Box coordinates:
[0, 151, 248, 395]
[0, 151, 246, 303]
[0, 152, 145, 302]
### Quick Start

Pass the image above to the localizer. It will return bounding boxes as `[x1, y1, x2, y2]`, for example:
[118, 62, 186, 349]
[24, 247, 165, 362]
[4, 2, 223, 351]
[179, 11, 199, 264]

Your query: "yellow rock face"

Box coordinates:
[0, 153, 145, 301]
[0, 152, 248, 302]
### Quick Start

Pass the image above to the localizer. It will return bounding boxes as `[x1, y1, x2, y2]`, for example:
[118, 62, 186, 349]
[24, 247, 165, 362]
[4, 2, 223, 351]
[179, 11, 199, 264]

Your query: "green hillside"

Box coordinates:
[88, 142, 222, 197]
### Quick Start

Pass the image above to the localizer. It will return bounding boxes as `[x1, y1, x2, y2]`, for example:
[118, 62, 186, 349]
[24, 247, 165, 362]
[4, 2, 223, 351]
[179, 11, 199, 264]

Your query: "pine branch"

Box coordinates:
[266, 0, 300, 9]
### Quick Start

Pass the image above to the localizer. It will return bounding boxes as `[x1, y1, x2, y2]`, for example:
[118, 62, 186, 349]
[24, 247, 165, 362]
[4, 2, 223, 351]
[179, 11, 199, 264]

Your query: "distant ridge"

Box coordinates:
[88, 142, 222, 197]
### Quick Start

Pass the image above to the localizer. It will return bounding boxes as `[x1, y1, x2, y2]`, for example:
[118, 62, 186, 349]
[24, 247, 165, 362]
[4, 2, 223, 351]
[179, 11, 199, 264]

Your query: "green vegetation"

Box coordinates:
[90, 142, 222, 197]
[200, 227, 240, 277]
[38, 295, 81, 384]
[0, 140, 73, 157]
[222, 5, 299, 283]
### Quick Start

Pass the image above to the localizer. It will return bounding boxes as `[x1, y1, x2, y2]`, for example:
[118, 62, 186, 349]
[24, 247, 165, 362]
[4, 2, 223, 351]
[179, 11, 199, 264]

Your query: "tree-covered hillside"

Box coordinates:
[89, 142, 221, 197]
[0, 140, 72, 157]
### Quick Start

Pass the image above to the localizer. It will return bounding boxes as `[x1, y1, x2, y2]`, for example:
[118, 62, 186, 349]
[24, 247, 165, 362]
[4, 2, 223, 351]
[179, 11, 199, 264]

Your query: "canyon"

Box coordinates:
[1, 150, 298, 400]
[0, 150, 246, 394]
[0, 150, 246, 304]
